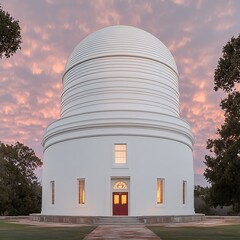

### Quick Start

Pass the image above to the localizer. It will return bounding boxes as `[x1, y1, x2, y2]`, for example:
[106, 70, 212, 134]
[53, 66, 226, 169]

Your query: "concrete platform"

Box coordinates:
[7, 215, 240, 227]
[30, 214, 205, 224]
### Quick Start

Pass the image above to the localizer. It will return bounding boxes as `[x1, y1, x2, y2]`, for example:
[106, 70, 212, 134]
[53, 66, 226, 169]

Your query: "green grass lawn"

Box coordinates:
[0, 221, 96, 240]
[148, 224, 240, 240]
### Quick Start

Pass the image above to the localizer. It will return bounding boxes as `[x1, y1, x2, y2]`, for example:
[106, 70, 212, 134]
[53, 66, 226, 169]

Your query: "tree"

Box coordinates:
[204, 34, 240, 213]
[0, 142, 42, 215]
[0, 5, 22, 58]
[214, 35, 240, 92]
[194, 185, 212, 214]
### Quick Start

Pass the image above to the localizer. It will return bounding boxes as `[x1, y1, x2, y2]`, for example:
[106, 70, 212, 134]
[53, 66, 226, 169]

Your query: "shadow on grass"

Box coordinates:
[148, 225, 240, 240]
[0, 221, 96, 240]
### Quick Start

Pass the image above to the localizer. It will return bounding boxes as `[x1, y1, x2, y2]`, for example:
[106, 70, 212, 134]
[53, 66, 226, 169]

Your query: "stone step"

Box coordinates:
[95, 216, 144, 225]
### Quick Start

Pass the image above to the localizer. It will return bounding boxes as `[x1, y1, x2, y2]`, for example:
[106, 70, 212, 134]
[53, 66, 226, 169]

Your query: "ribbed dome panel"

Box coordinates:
[64, 26, 178, 75]
[62, 57, 179, 117]
[61, 26, 179, 118]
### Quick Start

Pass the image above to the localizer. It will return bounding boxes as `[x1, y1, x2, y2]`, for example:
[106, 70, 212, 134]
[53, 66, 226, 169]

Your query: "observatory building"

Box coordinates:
[41, 25, 195, 217]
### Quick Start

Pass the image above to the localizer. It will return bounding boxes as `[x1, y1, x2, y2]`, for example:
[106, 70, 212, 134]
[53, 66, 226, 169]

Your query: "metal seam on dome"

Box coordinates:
[62, 69, 178, 95]
[62, 55, 179, 81]
[63, 66, 178, 88]
[61, 99, 179, 118]
[61, 77, 179, 100]
[61, 95, 179, 117]
[61, 87, 179, 107]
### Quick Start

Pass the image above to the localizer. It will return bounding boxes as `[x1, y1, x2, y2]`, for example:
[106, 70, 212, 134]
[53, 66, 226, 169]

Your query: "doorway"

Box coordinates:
[113, 192, 128, 215]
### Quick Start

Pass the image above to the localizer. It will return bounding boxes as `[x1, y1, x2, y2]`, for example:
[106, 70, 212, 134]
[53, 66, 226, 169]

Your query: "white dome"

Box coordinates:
[61, 25, 179, 118]
[64, 25, 178, 74]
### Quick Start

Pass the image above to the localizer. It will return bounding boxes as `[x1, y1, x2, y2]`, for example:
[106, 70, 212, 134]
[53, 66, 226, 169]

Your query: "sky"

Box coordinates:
[1, 0, 240, 186]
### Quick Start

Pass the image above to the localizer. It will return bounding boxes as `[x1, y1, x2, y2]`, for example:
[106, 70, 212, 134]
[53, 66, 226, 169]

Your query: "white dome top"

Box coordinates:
[61, 25, 180, 118]
[64, 25, 178, 75]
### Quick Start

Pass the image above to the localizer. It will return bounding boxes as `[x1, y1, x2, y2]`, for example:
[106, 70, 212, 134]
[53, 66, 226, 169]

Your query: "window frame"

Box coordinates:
[112, 143, 128, 168]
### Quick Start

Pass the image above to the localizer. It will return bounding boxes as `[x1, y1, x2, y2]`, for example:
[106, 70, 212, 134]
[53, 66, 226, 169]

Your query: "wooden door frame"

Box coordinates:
[111, 178, 130, 216]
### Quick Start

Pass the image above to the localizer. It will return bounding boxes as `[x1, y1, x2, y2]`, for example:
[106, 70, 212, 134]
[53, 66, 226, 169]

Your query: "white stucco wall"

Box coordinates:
[42, 135, 194, 216]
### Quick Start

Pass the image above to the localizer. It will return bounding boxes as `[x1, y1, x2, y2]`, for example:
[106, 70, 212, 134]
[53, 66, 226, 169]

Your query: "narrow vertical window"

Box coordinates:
[51, 181, 55, 205]
[183, 180, 187, 204]
[157, 178, 164, 204]
[78, 179, 85, 204]
[115, 144, 127, 164]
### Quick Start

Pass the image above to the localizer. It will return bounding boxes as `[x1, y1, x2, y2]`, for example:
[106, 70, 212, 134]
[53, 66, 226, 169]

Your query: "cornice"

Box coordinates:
[42, 117, 194, 152]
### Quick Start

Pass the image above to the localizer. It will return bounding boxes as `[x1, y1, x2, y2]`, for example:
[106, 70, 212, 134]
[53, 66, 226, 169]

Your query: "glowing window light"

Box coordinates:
[115, 144, 127, 164]
[157, 178, 164, 204]
[51, 181, 55, 205]
[78, 179, 85, 204]
[114, 195, 119, 204]
[121, 194, 127, 204]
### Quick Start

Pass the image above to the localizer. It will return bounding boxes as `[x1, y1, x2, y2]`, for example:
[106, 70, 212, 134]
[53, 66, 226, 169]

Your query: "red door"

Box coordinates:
[113, 192, 128, 215]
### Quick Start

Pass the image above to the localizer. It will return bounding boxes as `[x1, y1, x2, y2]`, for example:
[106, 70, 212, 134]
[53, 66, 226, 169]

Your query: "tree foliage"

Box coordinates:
[214, 35, 240, 92]
[0, 5, 22, 58]
[194, 185, 212, 214]
[204, 34, 240, 213]
[0, 142, 42, 216]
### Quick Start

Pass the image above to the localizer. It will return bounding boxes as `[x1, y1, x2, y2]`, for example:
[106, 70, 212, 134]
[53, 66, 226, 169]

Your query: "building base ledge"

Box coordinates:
[30, 214, 205, 224]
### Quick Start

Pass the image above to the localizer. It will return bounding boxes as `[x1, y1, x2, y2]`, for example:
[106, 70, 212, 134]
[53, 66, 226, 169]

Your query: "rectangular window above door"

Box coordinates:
[114, 144, 127, 164]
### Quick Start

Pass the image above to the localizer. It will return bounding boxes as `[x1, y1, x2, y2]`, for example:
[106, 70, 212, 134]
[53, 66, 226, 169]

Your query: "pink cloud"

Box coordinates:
[172, 0, 190, 6]
[193, 92, 206, 103]
[168, 37, 191, 52]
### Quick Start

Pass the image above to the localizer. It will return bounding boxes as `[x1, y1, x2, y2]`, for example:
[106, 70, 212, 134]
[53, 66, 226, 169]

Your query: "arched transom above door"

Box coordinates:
[113, 181, 128, 190]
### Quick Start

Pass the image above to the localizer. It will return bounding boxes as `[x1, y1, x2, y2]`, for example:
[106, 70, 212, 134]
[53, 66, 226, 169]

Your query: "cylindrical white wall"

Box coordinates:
[42, 135, 194, 216]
